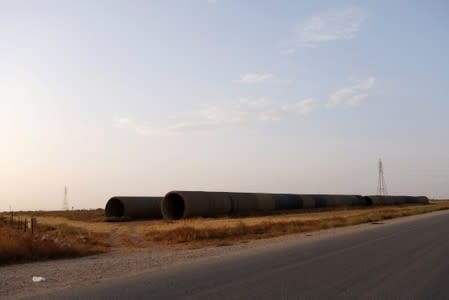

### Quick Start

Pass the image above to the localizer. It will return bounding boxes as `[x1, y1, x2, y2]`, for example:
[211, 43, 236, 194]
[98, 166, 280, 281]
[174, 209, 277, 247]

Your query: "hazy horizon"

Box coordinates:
[1, 1, 448, 211]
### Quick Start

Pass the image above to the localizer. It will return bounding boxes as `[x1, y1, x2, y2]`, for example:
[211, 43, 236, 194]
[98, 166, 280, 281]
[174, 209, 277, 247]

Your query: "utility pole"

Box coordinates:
[63, 186, 69, 210]
[377, 159, 388, 195]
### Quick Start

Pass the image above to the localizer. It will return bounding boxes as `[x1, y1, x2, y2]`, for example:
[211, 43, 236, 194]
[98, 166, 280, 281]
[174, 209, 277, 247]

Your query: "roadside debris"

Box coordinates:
[32, 276, 47, 283]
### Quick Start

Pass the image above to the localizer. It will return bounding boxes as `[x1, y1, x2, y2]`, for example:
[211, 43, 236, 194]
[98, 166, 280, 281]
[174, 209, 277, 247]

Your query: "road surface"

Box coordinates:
[40, 210, 449, 300]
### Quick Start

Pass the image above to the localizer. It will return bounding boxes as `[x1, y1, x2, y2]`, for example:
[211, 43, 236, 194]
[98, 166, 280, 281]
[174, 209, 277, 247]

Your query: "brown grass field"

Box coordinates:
[2, 200, 449, 264]
[20, 209, 105, 222]
[0, 217, 109, 265]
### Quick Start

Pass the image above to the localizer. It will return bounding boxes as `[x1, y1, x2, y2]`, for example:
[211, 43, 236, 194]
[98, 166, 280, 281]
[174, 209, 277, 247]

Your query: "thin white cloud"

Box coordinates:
[279, 47, 296, 55]
[299, 7, 364, 47]
[238, 73, 273, 84]
[118, 98, 286, 136]
[327, 77, 375, 108]
[117, 76, 374, 136]
[115, 117, 132, 127]
[239, 98, 272, 109]
[281, 7, 365, 52]
[198, 100, 283, 125]
[199, 105, 251, 125]
[283, 98, 321, 115]
[135, 122, 223, 136]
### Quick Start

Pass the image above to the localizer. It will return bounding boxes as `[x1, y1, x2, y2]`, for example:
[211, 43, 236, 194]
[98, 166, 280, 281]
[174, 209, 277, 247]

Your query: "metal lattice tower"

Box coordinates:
[63, 186, 69, 210]
[377, 159, 388, 195]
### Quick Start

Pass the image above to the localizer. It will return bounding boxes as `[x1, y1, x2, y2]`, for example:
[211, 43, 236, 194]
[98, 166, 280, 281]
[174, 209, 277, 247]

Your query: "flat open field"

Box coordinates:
[2, 200, 447, 258]
[1, 203, 449, 299]
[0, 215, 108, 265]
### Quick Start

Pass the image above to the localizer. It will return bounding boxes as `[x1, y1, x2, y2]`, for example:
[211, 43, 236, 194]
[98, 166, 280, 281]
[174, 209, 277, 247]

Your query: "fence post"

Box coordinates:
[31, 217, 36, 235]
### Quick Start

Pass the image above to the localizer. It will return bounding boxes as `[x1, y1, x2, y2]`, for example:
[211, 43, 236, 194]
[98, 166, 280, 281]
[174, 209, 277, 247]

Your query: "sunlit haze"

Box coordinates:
[1, 1, 448, 211]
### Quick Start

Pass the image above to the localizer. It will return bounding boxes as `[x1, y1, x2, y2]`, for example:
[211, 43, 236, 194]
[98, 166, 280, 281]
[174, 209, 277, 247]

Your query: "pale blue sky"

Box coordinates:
[1, 1, 448, 210]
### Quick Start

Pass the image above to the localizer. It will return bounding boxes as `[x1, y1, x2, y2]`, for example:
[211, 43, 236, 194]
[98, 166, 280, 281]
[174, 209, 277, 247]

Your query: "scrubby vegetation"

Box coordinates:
[0, 216, 109, 265]
[145, 201, 449, 246]
[2, 201, 449, 264]
[20, 209, 105, 222]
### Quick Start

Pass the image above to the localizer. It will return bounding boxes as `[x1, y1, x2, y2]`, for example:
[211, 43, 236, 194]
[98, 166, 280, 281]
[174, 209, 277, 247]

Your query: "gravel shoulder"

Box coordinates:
[2, 209, 448, 300]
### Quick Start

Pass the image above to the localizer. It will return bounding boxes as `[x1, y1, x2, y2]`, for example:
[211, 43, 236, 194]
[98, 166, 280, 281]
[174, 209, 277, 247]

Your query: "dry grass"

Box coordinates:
[144, 201, 449, 246]
[0, 216, 109, 265]
[6, 201, 449, 253]
[20, 209, 105, 222]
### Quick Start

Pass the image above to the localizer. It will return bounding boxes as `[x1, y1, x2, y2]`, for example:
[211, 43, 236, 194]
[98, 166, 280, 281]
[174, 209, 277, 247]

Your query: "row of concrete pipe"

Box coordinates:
[105, 191, 430, 221]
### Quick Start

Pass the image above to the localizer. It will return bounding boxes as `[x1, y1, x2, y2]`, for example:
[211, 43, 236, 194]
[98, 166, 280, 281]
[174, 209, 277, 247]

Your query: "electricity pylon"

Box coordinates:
[63, 186, 69, 210]
[377, 159, 388, 195]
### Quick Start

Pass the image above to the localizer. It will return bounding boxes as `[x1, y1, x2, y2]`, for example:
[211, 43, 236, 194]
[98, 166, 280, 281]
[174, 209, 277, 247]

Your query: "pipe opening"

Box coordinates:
[162, 193, 185, 220]
[364, 196, 373, 206]
[105, 198, 125, 218]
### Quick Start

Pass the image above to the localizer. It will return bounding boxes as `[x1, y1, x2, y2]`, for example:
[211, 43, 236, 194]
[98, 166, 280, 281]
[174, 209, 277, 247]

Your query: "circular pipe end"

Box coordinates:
[364, 196, 373, 206]
[162, 192, 185, 220]
[105, 198, 125, 218]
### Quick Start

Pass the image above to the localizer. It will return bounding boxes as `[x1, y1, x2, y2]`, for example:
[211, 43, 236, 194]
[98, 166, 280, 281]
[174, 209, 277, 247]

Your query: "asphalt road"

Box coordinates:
[43, 210, 449, 300]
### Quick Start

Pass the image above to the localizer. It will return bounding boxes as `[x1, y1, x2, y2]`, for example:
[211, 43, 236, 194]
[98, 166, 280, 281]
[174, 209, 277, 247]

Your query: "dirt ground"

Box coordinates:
[17, 201, 449, 248]
[2, 209, 448, 300]
[2, 202, 449, 299]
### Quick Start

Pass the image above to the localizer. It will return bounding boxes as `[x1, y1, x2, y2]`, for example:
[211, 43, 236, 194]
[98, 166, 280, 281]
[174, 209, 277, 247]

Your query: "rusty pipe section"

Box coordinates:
[105, 196, 162, 220]
[161, 191, 367, 220]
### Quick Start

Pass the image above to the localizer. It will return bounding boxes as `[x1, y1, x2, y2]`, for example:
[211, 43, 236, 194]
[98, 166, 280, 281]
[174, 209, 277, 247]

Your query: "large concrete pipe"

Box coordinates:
[105, 196, 163, 220]
[162, 191, 367, 220]
[298, 194, 367, 208]
[364, 195, 430, 206]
